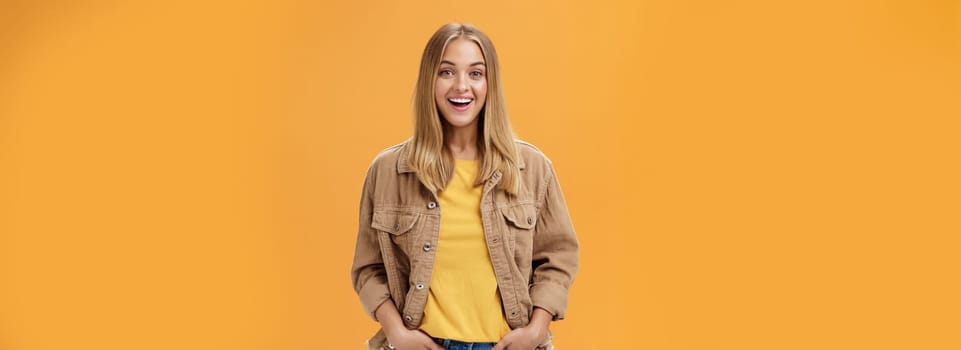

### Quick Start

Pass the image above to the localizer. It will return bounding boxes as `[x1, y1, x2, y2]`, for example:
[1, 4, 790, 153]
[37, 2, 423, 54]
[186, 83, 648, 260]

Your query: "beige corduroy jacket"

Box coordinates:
[350, 140, 579, 350]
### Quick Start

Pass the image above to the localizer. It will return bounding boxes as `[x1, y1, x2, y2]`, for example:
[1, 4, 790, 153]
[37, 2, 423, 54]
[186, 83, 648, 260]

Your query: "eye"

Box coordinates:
[439, 69, 454, 77]
[470, 71, 484, 79]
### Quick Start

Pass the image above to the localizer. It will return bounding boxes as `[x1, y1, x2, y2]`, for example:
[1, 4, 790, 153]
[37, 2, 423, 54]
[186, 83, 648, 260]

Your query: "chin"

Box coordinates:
[442, 113, 480, 128]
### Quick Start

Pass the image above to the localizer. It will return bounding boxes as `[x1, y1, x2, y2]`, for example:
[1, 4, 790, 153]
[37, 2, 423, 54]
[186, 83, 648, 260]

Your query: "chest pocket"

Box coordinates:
[371, 210, 420, 254]
[501, 204, 537, 230]
[500, 204, 537, 257]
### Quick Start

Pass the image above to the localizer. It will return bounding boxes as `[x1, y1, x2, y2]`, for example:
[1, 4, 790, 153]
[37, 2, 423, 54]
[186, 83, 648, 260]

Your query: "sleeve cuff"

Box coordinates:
[529, 281, 570, 321]
[358, 278, 391, 321]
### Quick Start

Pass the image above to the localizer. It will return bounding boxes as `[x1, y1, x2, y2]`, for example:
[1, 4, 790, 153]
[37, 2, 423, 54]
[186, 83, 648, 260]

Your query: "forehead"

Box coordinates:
[441, 37, 485, 64]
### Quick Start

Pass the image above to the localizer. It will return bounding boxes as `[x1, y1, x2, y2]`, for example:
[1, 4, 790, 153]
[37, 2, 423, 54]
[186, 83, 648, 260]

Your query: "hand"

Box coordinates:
[492, 323, 548, 350]
[493, 308, 552, 350]
[374, 301, 444, 350]
[384, 327, 444, 350]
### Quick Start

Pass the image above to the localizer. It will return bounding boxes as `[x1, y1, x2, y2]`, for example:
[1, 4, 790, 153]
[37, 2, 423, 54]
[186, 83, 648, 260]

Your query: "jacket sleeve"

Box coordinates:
[530, 163, 580, 321]
[350, 165, 391, 321]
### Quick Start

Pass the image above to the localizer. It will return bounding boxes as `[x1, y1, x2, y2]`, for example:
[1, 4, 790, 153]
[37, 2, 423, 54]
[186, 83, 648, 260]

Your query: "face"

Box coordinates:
[434, 37, 488, 130]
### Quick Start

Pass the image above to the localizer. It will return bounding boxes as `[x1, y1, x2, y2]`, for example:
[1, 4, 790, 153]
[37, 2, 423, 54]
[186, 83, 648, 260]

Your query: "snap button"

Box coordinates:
[423, 243, 431, 251]
[394, 223, 400, 230]
[427, 201, 437, 209]
[527, 216, 533, 224]
[416, 282, 424, 290]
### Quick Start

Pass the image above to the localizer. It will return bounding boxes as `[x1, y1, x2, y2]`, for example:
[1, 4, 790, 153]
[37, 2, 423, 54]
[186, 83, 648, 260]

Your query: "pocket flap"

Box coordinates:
[501, 204, 537, 230]
[371, 211, 418, 235]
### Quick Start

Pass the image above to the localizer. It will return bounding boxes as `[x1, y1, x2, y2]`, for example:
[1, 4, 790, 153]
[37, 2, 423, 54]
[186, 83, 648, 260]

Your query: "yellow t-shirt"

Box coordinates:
[419, 158, 512, 342]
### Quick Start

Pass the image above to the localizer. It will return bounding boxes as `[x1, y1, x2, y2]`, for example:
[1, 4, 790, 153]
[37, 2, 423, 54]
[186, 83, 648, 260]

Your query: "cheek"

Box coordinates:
[434, 80, 446, 97]
[473, 81, 488, 101]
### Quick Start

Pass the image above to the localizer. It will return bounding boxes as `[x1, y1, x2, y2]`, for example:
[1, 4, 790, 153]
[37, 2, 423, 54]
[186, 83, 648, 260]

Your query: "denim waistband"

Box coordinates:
[431, 337, 498, 350]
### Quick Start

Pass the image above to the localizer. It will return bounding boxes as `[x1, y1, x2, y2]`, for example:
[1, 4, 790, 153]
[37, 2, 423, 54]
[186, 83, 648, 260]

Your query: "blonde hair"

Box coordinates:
[407, 23, 521, 195]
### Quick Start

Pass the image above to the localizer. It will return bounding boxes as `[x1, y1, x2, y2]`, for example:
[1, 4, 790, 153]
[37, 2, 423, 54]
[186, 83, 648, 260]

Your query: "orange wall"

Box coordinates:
[1, 1, 959, 349]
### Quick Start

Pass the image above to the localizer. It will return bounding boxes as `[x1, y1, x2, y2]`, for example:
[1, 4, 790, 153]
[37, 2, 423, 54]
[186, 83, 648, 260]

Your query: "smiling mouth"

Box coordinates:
[448, 97, 473, 106]
[447, 97, 474, 111]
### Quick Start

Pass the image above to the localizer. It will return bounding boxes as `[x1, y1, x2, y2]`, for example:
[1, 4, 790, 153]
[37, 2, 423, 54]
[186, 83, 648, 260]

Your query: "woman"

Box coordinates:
[351, 23, 579, 350]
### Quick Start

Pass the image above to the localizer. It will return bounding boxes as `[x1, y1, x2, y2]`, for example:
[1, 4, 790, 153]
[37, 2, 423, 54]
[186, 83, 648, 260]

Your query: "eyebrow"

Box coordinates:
[440, 60, 486, 67]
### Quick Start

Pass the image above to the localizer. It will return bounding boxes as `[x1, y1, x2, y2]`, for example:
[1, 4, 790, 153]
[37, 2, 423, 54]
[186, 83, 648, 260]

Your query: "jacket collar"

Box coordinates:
[396, 141, 526, 174]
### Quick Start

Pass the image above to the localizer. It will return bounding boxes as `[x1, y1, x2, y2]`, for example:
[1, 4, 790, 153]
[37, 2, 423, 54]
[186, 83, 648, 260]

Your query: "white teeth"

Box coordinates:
[448, 98, 472, 103]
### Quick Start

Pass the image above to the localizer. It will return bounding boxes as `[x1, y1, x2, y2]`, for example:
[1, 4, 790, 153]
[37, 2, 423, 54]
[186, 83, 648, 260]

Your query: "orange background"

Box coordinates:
[2, 1, 959, 349]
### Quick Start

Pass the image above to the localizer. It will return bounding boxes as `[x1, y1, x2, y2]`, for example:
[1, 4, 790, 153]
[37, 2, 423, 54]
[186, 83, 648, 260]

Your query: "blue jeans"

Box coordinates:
[432, 337, 498, 350]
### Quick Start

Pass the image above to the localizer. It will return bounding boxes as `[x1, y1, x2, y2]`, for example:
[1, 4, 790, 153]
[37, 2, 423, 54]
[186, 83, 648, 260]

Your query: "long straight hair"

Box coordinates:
[407, 23, 521, 195]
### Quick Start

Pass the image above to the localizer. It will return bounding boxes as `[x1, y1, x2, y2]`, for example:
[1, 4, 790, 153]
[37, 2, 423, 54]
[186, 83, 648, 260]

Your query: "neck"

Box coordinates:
[445, 124, 478, 160]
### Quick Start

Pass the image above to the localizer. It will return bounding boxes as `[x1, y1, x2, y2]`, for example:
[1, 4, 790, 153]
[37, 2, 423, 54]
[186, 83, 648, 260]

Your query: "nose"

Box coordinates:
[454, 73, 469, 92]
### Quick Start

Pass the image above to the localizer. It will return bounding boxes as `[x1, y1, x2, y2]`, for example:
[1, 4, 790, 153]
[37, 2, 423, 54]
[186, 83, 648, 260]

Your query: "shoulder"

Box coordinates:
[514, 138, 553, 169]
[365, 139, 410, 176]
[366, 139, 553, 174]
[513, 139, 559, 183]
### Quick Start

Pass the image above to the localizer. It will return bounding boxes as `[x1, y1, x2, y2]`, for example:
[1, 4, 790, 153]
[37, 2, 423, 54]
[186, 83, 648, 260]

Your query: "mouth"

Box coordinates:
[447, 97, 474, 112]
